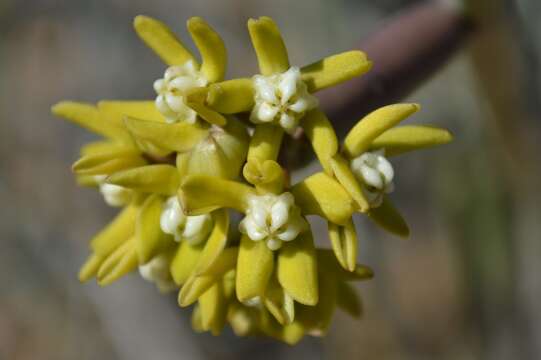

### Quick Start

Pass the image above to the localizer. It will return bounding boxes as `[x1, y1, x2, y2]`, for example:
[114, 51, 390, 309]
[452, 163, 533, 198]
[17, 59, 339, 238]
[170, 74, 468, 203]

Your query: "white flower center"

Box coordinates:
[250, 67, 318, 133]
[138, 254, 177, 293]
[350, 150, 395, 207]
[94, 175, 132, 207]
[160, 196, 213, 244]
[239, 192, 307, 251]
[153, 61, 208, 124]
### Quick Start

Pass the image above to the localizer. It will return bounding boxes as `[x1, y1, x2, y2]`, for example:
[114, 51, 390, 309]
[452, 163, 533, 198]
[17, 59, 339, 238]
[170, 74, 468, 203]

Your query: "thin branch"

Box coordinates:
[284, 1, 473, 168]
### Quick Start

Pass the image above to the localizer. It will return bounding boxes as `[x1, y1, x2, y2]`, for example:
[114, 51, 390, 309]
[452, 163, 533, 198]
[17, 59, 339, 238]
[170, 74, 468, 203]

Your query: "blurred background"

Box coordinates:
[1, 0, 541, 359]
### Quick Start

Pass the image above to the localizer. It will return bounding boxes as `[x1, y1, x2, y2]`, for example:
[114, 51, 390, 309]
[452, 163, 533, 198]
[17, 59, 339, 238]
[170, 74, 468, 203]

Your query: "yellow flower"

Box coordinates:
[190, 16, 372, 163]
[194, 249, 373, 344]
[135, 16, 228, 126]
[51, 12, 454, 345]
[301, 104, 453, 270]
[177, 157, 357, 320]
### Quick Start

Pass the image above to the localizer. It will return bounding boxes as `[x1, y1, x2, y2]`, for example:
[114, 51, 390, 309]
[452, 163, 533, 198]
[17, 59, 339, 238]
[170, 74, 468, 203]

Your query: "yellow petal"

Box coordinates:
[243, 159, 284, 195]
[328, 218, 358, 272]
[370, 125, 453, 156]
[202, 247, 238, 276]
[179, 275, 217, 306]
[206, 79, 254, 113]
[247, 124, 284, 163]
[329, 154, 370, 212]
[291, 172, 354, 225]
[247, 17, 289, 75]
[183, 140, 229, 178]
[72, 150, 146, 176]
[300, 109, 338, 175]
[80, 140, 132, 157]
[343, 103, 420, 158]
[96, 238, 132, 278]
[51, 101, 129, 141]
[179, 267, 234, 307]
[170, 241, 203, 285]
[76, 174, 100, 187]
[97, 238, 138, 286]
[198, 282, 228, 335]
[278, 322, 305, 345]
[98, 100, 164, 125]
[368, 196, 409, 238]
[133, 15, 196, 66]
[178, 248, 237, 306]
[177, 118, 248, 180]
[187, 17, 226, 83]
[90, 206, 137, 256]
[136, 194, 174, 264]
[277, 231, 318, 306]
[107, 164, 180, 196]
[184, 87, 227, 126]
[236, 235, 274, 302]
[336, 282, 362, 318]
[301, 51, 372, 93]
[78, 253, 104, 282]
[227, 302, 258, 336]
[179, 175, 255, 215]
[124, 116, 209, 153]
[194, 209, 229, 275]
[259, 310, 305, 345]
[264, 275, 295, 325]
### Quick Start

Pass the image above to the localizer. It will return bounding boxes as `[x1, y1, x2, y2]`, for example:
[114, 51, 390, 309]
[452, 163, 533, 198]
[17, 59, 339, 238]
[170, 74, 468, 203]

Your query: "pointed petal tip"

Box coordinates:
[186, 16, 206, 30]
[50, 101, 67, 115]
[78, 269, 94, 283]
[178, 287, 196, 307]
[71, 159, 84, 173]
[349, 50, 371, 65]
[443, 129, 454, 143]
[51, 101, 89, 117]
[247, 16, 275, 27]
[360, 265, 375, 279]
[133, 15, 152, 28]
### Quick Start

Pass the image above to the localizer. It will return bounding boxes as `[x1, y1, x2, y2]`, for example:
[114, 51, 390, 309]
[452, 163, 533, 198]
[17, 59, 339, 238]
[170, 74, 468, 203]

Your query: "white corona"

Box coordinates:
[153, 61, 208, 124]
[94, 175, 132, 207]
[160, 196, 213, 244]
[250, 67, 318, 133]
[350, 150, 395, 207]
[239, 192, 307, 250]
[138, 254, 177, 293]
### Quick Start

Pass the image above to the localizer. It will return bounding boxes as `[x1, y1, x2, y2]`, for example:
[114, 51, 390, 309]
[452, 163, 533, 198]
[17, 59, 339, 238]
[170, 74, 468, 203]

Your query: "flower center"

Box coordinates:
[153, 60, 208, 124]
[350, 150, 395, 207]
[239, 192, 307, 250]
[250, 67, 318, 133]
[139, 254, 177, 293]
[160, 196, 213, 244]
[94, 175, 132, 207]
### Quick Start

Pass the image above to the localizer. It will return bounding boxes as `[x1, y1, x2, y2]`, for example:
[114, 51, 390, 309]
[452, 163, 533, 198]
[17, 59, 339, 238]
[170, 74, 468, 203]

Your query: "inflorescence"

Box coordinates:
[52, 15, 452, 344]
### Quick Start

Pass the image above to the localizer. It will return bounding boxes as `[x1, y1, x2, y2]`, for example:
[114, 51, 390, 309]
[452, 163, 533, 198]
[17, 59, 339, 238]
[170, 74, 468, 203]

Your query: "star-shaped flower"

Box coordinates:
[185, 16, 372, 163]
[177, 157, 357, 315]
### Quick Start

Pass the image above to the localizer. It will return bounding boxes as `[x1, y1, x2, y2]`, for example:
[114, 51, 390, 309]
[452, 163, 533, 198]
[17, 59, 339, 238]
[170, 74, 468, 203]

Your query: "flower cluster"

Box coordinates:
[52, 16, 452, 344]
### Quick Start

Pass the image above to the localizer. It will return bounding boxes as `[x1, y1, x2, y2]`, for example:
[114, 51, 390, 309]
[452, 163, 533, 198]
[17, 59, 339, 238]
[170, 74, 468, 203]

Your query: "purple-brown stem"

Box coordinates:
[283, 1, 473, 168]
[320, 1, 474, 135]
